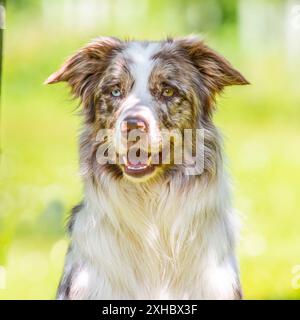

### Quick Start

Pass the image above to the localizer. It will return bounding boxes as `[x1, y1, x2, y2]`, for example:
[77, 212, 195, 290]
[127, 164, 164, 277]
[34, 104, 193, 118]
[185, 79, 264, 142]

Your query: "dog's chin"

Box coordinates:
[121, 162, 158, 183]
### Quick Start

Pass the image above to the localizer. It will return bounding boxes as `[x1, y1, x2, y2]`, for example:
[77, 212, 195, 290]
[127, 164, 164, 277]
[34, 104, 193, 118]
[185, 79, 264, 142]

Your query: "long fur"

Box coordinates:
[46, 36, 248, 300]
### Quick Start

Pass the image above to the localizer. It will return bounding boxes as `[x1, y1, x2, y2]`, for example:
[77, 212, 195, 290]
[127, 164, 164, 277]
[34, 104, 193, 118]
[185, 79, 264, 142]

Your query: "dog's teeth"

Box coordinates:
[127, 164, 147, 171]
[122, 155, 128, 165]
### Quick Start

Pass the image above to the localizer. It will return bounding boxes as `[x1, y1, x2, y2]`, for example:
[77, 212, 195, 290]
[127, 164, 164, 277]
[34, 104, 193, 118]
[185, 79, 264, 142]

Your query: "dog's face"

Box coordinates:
[46, 36, 248, 183]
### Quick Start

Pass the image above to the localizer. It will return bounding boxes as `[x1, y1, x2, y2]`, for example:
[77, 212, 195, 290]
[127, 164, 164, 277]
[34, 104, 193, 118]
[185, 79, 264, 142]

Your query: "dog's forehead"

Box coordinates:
[123, 41, 162, 67]
[122, 42, 162, 84]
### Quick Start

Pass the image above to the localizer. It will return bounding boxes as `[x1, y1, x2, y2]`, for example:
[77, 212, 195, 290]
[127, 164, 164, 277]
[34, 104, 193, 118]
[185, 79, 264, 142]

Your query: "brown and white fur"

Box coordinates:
[46, 36, 249, 300]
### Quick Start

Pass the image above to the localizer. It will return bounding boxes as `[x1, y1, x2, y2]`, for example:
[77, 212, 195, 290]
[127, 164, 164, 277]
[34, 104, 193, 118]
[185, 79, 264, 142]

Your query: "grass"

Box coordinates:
[1, 3, 300, 299]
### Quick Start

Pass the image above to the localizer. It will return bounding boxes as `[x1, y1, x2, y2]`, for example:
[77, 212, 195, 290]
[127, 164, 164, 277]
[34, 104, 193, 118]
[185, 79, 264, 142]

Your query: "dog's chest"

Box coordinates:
[71, 180, 211, 298]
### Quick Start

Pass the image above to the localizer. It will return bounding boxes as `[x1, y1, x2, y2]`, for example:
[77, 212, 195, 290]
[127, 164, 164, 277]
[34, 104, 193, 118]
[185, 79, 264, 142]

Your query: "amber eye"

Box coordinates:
[162, 87, 175, 98]
[111, 87, 121, 97]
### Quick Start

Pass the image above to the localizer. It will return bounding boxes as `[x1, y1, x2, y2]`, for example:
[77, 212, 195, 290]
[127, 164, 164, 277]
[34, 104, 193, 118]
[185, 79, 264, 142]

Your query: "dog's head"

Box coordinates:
[46, 36, 248, 183]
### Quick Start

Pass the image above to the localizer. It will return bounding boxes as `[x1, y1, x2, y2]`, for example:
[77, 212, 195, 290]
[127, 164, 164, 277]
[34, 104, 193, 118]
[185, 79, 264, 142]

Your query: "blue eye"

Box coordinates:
[111, 88, 121, 97]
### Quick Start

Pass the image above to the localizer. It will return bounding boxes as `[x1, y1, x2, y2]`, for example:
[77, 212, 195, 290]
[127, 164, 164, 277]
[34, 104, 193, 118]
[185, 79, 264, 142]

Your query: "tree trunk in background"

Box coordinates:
[0, 0, 5, 158]
[0, 0, 5, 96]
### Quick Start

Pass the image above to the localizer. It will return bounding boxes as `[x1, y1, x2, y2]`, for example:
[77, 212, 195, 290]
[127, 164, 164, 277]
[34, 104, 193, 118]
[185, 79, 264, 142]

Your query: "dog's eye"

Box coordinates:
[111, 88, 121, 97]
[162, 87, 175, 98]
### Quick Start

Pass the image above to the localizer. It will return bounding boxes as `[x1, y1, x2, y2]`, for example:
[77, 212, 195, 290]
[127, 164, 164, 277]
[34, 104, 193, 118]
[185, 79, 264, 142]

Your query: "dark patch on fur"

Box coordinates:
[56, 246, 74, 300]
[234, 286, 243, 300]
[56, 268, 72, 300]
[67, 203, 83, 235]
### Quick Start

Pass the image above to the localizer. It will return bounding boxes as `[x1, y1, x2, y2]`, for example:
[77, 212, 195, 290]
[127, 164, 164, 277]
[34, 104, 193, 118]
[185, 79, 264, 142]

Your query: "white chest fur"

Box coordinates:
[63, 170, 240, 300]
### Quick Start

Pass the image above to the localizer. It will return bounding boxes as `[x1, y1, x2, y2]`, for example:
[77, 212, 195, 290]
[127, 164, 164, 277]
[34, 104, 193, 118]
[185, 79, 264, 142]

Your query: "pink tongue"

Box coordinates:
[126, 149, 149, 167]
[127, 158, 147, 167]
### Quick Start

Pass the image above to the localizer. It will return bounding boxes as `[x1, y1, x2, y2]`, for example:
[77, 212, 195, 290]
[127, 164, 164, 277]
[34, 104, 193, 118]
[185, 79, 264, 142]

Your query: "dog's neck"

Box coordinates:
[84, 170, 217, 229]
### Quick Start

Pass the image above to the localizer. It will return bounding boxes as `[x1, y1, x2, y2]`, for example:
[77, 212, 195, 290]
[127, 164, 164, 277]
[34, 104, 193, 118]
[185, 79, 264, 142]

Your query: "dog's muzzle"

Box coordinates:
[115, 107, 160, 180]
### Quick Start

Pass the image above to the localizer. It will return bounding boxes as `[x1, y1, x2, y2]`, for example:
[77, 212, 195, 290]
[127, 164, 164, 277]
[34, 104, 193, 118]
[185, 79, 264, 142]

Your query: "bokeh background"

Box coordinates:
[0, 0, 300, 299]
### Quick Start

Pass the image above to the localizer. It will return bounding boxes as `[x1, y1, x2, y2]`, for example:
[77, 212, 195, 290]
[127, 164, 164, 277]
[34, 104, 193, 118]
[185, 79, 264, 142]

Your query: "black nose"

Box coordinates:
[121, 117, 148, 134]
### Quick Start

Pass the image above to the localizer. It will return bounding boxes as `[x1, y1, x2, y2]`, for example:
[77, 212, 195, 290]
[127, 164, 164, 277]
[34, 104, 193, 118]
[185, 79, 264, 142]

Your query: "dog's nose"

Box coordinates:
[121, 117, 148, 134]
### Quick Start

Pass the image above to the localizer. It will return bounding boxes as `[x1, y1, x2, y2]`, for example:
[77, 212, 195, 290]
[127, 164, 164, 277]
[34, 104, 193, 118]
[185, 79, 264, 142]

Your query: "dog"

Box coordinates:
[45, 36, 249, 299]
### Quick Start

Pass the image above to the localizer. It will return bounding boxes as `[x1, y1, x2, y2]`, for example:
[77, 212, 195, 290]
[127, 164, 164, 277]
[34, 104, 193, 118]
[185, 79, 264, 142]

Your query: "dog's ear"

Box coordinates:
[176, 36, 249, 96]
[45, 37, 122, 99]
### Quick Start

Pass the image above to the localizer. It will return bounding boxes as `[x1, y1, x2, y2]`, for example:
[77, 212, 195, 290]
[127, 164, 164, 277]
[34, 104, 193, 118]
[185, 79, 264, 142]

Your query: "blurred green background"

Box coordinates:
[0, 0, 300, 299]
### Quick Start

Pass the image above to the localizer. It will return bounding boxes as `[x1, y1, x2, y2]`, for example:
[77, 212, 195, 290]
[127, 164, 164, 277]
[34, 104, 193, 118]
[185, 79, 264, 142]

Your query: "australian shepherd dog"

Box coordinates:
[46, 36, 249, 299]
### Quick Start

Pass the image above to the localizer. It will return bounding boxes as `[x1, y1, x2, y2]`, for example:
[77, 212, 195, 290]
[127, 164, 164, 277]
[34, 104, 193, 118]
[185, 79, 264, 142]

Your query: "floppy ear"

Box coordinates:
[176, 36, 249, 96]
[45, 37, 122, 99]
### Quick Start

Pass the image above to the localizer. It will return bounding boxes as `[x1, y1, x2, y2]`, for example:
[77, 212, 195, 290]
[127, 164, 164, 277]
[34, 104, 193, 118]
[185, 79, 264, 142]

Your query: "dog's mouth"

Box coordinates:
[120, 149, 156, 178]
